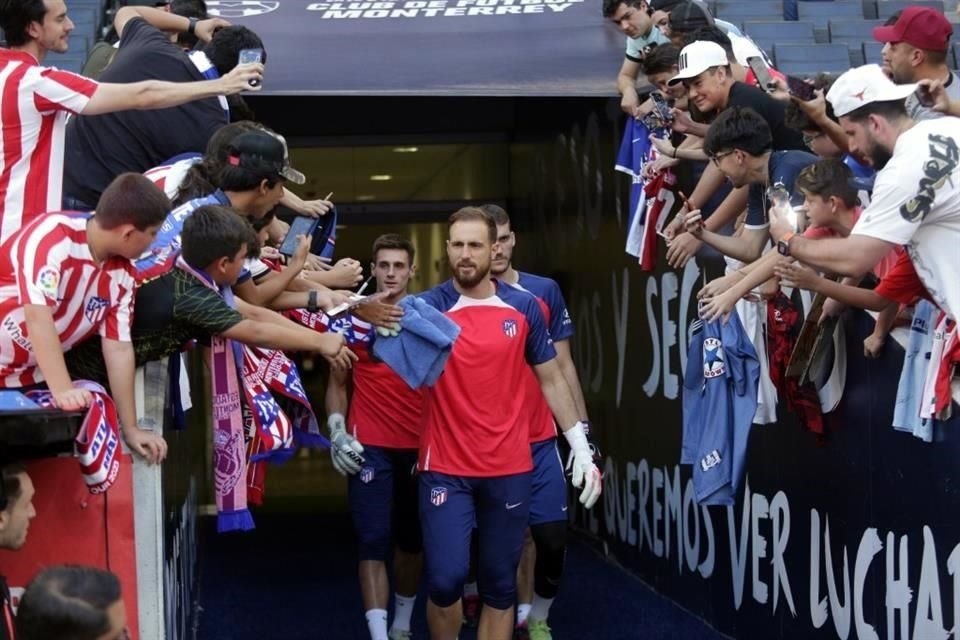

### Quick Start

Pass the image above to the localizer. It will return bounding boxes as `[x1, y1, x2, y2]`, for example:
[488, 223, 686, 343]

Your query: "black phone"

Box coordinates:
[747, 56, 775, 93]
[279, 216, 320, 256]
[238, 48, 263, 87]
[916, 84, 935, 107]
[650, 92, 674, 124]
[786, 75, 815, 101]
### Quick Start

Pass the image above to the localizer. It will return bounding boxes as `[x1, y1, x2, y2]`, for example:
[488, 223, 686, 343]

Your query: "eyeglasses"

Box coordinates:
[709, 150, 735, 166]
[802, 132, 825, 147]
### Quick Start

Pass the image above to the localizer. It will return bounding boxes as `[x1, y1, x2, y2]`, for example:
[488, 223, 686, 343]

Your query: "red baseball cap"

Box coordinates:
[873, 6, 953, 52]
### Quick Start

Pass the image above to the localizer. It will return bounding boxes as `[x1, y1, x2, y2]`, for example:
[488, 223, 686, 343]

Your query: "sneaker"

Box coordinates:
[462, 594, 481, 628]
[388, 630, 412, 640]
[527, 619, 553, 640]
[513, 621, 530, 640]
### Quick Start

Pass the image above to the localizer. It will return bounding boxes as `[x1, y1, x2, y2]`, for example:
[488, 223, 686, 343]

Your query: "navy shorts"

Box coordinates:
[348, 446, 422, 561]
[529, 438, 569, 526]
[419, 471, 532, 610]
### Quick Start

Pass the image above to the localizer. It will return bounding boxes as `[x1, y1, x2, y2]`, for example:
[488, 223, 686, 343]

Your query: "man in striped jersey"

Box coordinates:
[0, 173, 170, 463]
[0, 0, 264, 243]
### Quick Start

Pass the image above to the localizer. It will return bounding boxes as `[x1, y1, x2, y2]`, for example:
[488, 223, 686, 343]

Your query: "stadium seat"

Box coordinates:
[745, 20, 816, 43]
[951, 41, 960, 70]
[799, 2, 865, 40]
[774, 43, 853, 74]
[876, 0, 944, 19]
[862, 41, 884, 65]
[829, 19, 882, 66]
[714, 0, 785, 22]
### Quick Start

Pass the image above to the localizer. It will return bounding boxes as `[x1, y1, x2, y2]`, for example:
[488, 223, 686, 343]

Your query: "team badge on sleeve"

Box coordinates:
[430, 487, 448, 506]
[502, 319, 517, 338]
[703, 337, 726, 378]
[36, 266, 60, 299]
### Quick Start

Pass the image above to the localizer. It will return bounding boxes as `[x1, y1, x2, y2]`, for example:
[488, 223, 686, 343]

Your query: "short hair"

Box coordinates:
[170, 0, 207, 48]
[686, 26, 733, 60]
[15, 566, 122, 640]
[448, 207, 496, 243]
[202, 26, 266, 76]
[0, 463, 25, 511]
[642, 44, 680, 76]
[843, 98, 908, 124]
[174, 121, 261, 206]
[95, 173, 171, 231]
[784, 100, 818, 132]
[0, 0, 47, 47]
[372, 233, 415, 265]
[703, 106, 773, 157]
[181, 205, 256, 269]
[795, 157, 858, 208]
[602, 0, 644, 18]
[479, 204, 510, 227]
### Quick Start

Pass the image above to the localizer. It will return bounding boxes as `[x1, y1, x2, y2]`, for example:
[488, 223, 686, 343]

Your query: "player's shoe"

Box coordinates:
[388, 629, 412, 640]
[513, 621, 529, 640]
[462, 594, 481, 627]
[527, 619, 553, 640]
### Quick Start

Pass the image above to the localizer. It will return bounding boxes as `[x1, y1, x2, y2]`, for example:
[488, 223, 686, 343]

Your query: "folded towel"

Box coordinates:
[372, 296, 460, 389]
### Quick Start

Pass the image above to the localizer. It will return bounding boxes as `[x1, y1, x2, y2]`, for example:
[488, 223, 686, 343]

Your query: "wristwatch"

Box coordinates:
[777, 231, 796, 256]
[307, 289, 319, 313]
[187, 17, 198, 36]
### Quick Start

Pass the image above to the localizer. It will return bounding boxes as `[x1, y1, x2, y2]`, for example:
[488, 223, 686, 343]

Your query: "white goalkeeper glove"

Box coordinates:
[563, 421, 602, 509]
[327, 413, 365, 476]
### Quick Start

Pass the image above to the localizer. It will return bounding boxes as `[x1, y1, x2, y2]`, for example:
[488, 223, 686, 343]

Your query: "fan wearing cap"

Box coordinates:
[602, 0, 670, 116]
[661, 40, 806, 268]
[770, 64, 960, 325]
[874, 6, 959, 122]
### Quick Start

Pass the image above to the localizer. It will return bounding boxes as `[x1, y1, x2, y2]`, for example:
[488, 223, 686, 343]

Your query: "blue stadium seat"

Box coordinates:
[951, 41, 959, 70]
[862, 41, 884, 65]
[714, 0, 785, 22]
[799, 1, 865, 40]
[876, 0, 944, 19]
[774, 43, 853, 74]
[829, 19, 882, 66]
[745, 20, 817, 53]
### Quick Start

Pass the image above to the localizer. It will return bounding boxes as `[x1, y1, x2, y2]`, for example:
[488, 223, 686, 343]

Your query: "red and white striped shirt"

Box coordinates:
[0, 50, 98, 244]
[0, 212, 136, 387]
[144, 156, 201, 199]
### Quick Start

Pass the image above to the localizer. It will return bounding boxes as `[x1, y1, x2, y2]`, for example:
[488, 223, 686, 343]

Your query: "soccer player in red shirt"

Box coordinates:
[0, 0, 263, 243]
[417, 207, 601, 640]
[325, 234, 425, 640]
[0, 173, 169, 463]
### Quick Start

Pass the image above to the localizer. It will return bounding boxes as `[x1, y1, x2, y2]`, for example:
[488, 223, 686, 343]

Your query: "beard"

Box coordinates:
[865, 139, 893, 170]
[453, 260, 490, 288]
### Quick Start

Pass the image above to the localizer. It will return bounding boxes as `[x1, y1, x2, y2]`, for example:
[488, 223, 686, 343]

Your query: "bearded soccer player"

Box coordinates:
[325, 234, 424, 640]
[417, 207, 601, 640]
[480, 205, 588, 640]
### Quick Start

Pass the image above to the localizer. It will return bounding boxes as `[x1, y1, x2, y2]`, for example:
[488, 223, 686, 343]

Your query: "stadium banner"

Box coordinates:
[511, 97, 960, 640]
[205, 0, 624, 95]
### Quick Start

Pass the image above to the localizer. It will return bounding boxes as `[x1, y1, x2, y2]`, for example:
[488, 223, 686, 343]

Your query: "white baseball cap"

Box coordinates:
[668, 41, 729, 86]
[826, 64, 917, 118]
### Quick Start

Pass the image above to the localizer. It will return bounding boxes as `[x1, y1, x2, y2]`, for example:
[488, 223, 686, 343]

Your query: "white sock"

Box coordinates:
[528, 595, 554, 623]
[517, 603, 532, 624]
[391, 594, 416, 632]
[365, 609, 389, 640]
[463, 581, 479, 597]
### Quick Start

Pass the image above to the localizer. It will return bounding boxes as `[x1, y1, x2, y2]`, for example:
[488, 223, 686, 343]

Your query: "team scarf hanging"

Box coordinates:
[27, 380, 122, 494]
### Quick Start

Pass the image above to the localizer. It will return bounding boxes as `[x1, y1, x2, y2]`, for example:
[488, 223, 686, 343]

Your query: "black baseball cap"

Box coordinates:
[225, 131, 306, 185]
[668, 0, 715, 32]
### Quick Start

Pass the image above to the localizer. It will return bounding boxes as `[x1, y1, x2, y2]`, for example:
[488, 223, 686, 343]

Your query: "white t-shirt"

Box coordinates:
[851, 117, 960, 321]
[625, 28, 670, 62]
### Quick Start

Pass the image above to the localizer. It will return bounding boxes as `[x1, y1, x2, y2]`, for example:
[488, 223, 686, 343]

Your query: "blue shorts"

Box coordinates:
[419, 471, 532, 610]
[529, 438, 569, 526]
[348, 446, 421, 561]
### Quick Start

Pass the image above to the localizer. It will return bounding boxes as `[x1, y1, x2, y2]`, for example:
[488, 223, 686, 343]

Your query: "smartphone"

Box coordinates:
[238, 48, 263, 87]
[786, 75, 816, 101]
[649, 92, 674, 124]
[916, 84, 935, 107]
[747, 56, 775, 93]
[279, 215, 320, 256]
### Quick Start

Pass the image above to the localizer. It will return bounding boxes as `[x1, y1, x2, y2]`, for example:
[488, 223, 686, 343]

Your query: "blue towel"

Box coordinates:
[372, 296, 460, 389]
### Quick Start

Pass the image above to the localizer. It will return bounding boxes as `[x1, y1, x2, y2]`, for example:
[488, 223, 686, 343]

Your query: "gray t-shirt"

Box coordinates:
[906, 71, 960, 121]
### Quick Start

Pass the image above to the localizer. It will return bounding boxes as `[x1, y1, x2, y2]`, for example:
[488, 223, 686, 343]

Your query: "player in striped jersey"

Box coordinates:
[0, 173, 169, 463]
[0, 0, 264, 243]
[484, 205, 588, 640]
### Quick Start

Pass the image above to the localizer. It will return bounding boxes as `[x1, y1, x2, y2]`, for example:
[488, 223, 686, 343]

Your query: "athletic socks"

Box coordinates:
[517, 603, 532, 624]
[365, 609, 389, 640]
[391, 594, 416, 632]
[464, 581, 479, 597]
[528, 595, 554, 623]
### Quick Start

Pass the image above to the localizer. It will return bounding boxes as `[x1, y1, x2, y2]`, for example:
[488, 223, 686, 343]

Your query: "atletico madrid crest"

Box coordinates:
[430, 487, 447, 506]
[502, 319, 517, 338]
[360, 467, 375, 484]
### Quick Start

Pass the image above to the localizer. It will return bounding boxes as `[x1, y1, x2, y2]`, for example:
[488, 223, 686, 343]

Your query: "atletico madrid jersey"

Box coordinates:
[0, 213, 136, 388]
[417, 279, 556, 477]
[510, 271, 574, 443]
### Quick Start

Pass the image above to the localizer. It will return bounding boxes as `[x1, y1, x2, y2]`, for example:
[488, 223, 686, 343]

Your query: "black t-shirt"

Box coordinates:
[63, 18, 227, 205]
[745, 150, 818, 228]
[65, 267, 243, 385]
[725, 82, 808, 152]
